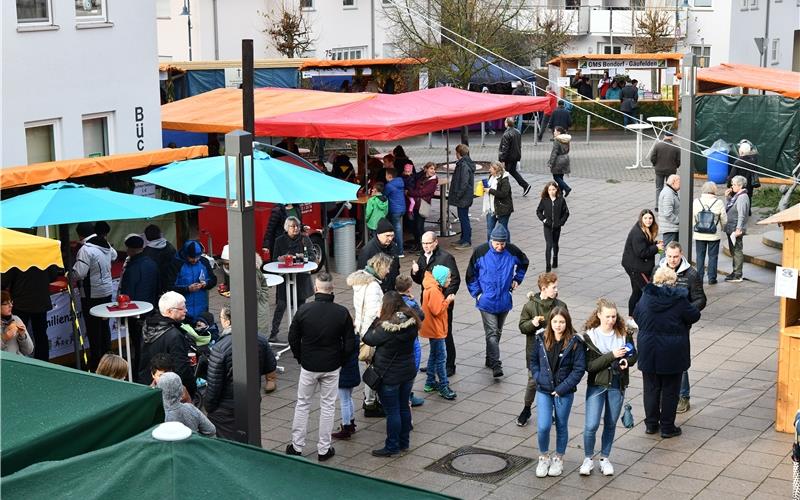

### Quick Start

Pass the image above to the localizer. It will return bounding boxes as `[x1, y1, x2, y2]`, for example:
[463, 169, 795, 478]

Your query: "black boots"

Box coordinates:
[331, 420, 357, 439]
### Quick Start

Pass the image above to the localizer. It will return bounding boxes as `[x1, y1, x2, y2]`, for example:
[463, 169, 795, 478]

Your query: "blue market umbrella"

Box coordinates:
[132, 151, 359, 204]
[0, 181, 199, 229]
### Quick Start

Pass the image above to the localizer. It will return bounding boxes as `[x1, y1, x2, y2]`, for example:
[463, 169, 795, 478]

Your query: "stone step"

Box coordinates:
[723, 233, 782, 270]
[762, 229, 783, 250]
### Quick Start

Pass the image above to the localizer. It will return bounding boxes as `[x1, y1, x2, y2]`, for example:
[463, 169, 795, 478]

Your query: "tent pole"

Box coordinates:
[440, 129, 452, 237]
[361, 139, 369, 246]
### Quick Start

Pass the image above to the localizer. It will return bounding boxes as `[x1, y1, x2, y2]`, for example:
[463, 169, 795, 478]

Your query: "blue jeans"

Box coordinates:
[338, 387, 354, 425]
[552, 174, 571, 195]
[425, 338, 448, 388]
[623, 111, 637, 127]
[536, 391, 574, 455]
[583, 385, 625, 458]
[680, 371, 690, 399]
[388, 212, 404, 255]
[695, 239, 720, 282]
[457, 206, 472, 245]
[378, 380, 414, 453]
[486, 213, 511, 242]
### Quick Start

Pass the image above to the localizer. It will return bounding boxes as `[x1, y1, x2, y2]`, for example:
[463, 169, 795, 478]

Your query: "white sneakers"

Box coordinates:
[535, 456, 550, 478]
[579, 457, 594, 475]
[548, 456, 564, 476]
[598, 457, 615, 476]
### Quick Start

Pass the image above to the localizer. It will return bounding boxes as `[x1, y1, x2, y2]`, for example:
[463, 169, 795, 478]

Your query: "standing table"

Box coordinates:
[89, 300, 153, 382]
[625, 123, 654, 170]
[262, 262, 318, 332]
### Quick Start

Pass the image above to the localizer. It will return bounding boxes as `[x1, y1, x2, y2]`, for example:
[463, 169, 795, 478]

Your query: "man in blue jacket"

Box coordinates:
[119, 234, 159, 377]
[466, 224, 529, 378]
[383, 168, 407, 256]
[165, 240, 217, 323]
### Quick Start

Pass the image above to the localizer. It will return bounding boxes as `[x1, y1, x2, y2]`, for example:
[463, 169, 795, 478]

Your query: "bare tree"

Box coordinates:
[527, 10, 573, 63]
[384, 0, 527, 88]
[632, 8, 674, 53]
[260, 4, 315, 58]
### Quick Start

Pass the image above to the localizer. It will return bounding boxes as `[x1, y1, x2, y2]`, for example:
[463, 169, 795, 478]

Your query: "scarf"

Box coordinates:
[482, 175, 499, 215]
[726, 190, 744, 212]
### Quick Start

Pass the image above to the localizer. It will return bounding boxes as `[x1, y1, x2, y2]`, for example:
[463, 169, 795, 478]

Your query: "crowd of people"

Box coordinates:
[1, 125, 763, 482]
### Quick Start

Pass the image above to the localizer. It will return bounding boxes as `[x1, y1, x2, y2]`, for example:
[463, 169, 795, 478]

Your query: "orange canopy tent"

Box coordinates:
[0, 146, 208, 190]
[697, 63, 800, 98]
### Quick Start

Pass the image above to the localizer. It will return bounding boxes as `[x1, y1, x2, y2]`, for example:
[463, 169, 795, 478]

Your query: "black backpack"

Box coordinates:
[694, 199, 719, 234]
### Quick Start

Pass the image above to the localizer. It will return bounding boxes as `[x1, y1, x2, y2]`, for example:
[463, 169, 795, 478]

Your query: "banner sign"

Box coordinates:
[579, 59, 667, 70]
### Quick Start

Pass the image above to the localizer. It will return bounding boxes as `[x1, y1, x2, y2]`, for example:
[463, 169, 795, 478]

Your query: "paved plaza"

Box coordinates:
[217, 135, 795, 499]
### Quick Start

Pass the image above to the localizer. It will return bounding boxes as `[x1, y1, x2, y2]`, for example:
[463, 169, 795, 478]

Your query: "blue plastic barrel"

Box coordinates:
[707, 151, 728, 184]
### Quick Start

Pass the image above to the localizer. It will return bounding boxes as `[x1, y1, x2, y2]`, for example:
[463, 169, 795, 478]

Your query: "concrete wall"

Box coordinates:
[2, 0, 162, 167]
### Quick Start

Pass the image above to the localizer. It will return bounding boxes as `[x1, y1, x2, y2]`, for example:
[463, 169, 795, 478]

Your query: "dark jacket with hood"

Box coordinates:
[411, 246, 460, 297]
[633, 284, 701, 374]
[489, 175, 513, 217]
[289, 293, 356, 373]
[165, 241, 217, 321]
[363, 312, 418, 386]
[119, 252, 159, 306]
[548, 134, 571, 175]
[657, 256, 707, 311]
[450, 155, 476, 208]
[621, 222, 660, 274]
[584, 328, 638, 389]
[261, 204, 303, 257]
[136, 312, 197, 395]
[519, 292, 567, 366]
[204, 327, 273, 413]
[536, 195, 569, 229]
[530, 332, 586, 396]
[550, 108, 572, 131]
[466, 242, 529, 314]
[357, 237, 400, 293]
[142, 239, 176, 294]
[498, 126, 522, 165]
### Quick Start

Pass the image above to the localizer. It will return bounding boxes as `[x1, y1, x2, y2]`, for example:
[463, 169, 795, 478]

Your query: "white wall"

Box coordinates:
[728, 0, 799, 70]
[2, 0, 162, 167]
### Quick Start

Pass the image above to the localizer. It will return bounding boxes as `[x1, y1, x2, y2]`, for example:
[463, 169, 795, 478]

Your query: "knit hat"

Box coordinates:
[432, 265, 450, 287]
[490, 224, 509, 243]
[376, 218, 394, 235]
[124, 234, 144, 249]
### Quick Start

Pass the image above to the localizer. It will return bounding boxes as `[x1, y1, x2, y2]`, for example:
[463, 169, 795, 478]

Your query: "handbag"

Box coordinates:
[418, 199, 431, 218]
[362, 352, 398, 390]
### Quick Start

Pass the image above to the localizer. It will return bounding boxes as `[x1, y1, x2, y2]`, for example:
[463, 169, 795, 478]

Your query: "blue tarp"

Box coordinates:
[186, 68, 298, 96]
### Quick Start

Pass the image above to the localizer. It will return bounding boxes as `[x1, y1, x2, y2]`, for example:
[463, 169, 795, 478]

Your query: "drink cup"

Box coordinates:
[283, 255, 293, 266]
[482, 178, 489, 188]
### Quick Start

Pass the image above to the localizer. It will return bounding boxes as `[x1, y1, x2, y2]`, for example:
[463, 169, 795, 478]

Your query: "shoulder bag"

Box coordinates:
[362, 352, 397, 390]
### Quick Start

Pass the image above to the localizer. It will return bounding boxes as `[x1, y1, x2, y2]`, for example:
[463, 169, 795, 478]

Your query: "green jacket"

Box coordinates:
[583, 328, 638, 389]
[365, 194, 389, 230]
[519, 291, 567, 366]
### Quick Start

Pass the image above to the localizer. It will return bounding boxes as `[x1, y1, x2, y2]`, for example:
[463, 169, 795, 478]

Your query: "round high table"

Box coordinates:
[262, 262, 317, 332]
[645, 116, 678, 159]
[625, 123, 654, 170]
[89, 300, 153, 382]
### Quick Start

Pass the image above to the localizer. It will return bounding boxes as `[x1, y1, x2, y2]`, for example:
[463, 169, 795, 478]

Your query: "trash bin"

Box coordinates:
[331, 218, 356, 275]
[707, 151, 729, 184]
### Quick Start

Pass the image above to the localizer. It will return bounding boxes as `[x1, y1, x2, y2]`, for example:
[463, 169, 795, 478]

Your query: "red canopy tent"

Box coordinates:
[254, 86, 549, 140]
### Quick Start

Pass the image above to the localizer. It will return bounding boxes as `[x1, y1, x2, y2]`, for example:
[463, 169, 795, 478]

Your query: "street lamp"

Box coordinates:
[179, 0, 193, 61]
[224, 130, 261, 445]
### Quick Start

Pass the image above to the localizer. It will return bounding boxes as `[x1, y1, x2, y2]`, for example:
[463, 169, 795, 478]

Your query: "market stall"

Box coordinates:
[299, 57, 423, 93]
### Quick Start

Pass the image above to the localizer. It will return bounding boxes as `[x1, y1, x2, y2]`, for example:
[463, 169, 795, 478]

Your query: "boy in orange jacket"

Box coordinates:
[422, 265, 457, 400]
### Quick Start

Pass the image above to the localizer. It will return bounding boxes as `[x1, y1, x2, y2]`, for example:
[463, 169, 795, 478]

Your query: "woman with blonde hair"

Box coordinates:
[580, 299, 637, 477]
[484, 161, 514, 241]
[620, 209, 664, 318]
[96, 353, 129, 380]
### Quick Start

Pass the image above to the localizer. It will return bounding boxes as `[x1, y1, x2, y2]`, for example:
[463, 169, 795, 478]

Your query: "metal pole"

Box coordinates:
[440, 130, 451, 237]
[370, 0, 376, 58]
[228, 39, 260, 447]
[480, 122, 485, 147]
[585, 116, 591, 144]
[677, 54, 697, 263]
[187, 0, 193, 61]
[243, 40, 254, 134]
[212, 0, 219, 60]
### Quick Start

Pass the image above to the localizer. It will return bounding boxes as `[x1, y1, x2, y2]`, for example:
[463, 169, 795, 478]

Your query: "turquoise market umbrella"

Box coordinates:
[0, 181, 198, 229]
[133, 151, 359, 204]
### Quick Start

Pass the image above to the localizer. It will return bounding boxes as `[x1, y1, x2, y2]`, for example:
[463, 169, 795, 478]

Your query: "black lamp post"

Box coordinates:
[180, 0, 193, 61]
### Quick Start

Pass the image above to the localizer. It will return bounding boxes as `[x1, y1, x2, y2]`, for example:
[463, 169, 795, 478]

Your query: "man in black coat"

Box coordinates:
[549, 101, 572, 134]
[142, 224, 177, 295]
[620, 80, 639, 127]
[1, 265, 60, 361]
[136, 291, 196, 397]
[119, 234, 159, 377]
[357, 218, 400, 293]
[287, 273, 355, 462]
[656, 241, 706, 415]
[411, 231, 461, 376]
[650, 133, 681, 210]
[498, 117, 531, 196]
[450, 144, 476, 249]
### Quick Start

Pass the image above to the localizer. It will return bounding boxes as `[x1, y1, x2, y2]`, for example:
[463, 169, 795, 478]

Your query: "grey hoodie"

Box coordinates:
[73, 235, 117, 298]
[157, 372, 216, 436]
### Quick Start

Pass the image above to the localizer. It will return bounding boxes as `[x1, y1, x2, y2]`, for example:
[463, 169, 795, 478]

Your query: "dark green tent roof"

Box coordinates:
[0, 352, 164, 476]
[2, 426, 457, 499]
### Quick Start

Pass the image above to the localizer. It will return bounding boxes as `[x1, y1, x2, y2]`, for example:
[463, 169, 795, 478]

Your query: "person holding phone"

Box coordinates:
[621, 209, 663, 324]
[166, 240, 217, 324]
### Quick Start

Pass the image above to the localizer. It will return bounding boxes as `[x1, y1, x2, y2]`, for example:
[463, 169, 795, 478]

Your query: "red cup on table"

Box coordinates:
[283, 254, 293, 266]
[117, 294, 130, 308]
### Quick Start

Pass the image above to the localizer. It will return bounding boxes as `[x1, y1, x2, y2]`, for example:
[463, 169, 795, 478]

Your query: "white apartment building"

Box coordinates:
[2, 0, 162, 168]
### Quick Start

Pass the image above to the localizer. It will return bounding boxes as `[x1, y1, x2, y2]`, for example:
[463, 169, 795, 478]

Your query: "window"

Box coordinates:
[330, 46, 366, 60]
[382, 43, 398, 58]
[343, 0, 356, 6]
[771, 38, 780, 64]
[16, 0, 51, 24]
[750, 0, 758, 7]
[601, 44, 622, 54]
[300, 0, 313, 9]
[692, 45, 711, 67]
[75, 0, 107, 21]
[25, 120, 59, 164]
[693, 0, 712, 7]
[156, 0, 171, 19]
[82, 114, 111, 157]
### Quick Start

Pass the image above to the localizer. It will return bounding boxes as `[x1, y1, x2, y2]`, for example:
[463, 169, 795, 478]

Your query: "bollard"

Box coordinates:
[481, 122, 485, 147]
[428, 132, 433, 148]
[586, 115, 591, 143]
[533, 118, 539, 146]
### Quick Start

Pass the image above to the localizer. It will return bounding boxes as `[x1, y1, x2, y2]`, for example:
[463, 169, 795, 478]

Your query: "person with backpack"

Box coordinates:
[692, 182, 727, 285]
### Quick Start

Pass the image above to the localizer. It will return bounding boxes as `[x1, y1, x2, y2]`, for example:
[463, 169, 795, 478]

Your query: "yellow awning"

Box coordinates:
[0, 228, 63, 272]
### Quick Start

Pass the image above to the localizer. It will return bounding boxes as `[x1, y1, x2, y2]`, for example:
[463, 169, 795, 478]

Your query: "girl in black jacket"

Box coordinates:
[536, 182, 570, 272]
[486, 161, 514, 241]
[363, 292, 419, 458]
[620, 209, 664, 317]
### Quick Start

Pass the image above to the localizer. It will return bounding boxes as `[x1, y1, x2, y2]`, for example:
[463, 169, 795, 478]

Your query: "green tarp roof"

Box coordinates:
[0, 352, 164, 476]
[2, 427, 458, 499]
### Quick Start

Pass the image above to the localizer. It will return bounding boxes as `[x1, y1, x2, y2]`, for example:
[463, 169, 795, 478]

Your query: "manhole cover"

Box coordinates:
[451, 454, 508, 474]
[425, 446, 532, 484]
